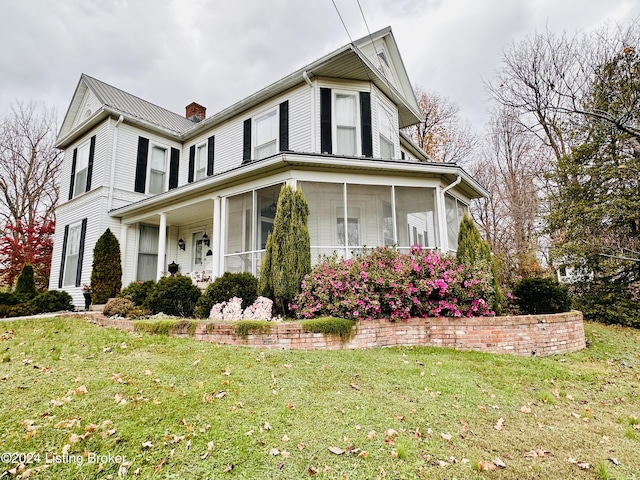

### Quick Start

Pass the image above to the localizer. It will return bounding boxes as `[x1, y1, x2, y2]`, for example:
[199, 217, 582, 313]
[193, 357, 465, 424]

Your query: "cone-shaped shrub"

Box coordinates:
[258, 186, 311, 315]
[15, 264, 37, 300]
[456, 213, 503, 314]
[90, 228, 122, 304]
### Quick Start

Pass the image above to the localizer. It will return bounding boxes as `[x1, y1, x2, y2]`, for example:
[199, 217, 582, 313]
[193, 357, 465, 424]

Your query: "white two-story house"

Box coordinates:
[50, 27, 488, 308]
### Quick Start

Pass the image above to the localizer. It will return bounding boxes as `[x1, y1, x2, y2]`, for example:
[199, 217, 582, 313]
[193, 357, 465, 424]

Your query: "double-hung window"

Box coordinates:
[254, 109, 278, 159]
[378, 102, 394, 158]
[62, 221, 83, 286]
[73, 142, 90, 197]
[334, 92, 358, 156]
[195, 143, 207, 181]
[149, 145, 168, 194]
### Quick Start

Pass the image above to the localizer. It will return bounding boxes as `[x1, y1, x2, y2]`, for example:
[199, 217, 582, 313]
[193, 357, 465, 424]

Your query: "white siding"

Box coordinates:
[71, 90, 102, 130]
[113, 123, 182, 193]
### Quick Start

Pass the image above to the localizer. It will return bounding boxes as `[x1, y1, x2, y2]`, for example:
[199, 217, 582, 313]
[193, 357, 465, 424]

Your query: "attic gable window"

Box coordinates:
[148, 145, 168, 194]
[254, 109, 278, 159]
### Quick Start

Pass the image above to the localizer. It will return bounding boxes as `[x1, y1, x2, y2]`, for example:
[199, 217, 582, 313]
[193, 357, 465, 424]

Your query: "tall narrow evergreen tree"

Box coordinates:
[258, 186, 311, 315]
[14, 264, 37, 300]
[90, 228, 122, 304]
[457, 213, 503, 314]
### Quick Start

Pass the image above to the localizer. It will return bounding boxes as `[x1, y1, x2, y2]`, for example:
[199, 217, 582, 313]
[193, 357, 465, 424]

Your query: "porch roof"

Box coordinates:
[110, 152, 488, 226]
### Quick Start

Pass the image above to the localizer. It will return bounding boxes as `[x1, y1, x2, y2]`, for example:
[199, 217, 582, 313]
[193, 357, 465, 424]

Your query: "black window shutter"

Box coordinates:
[188, 145, 195, 183]
[75, 218, 87, 287]
[320, 88, 332, 154]
[243, 119, 252, 163]
[68, 148, 78, 200]
[134, 137, 149, 193]
[169, 148, 180, 190]
[207, 136, 215, 176]
[58, 225, 69, 288]
[360, 92, 373, 158]
[401, 151, 406, 160]
[85, 135, 96, 192]
[279, 101, 289, 152]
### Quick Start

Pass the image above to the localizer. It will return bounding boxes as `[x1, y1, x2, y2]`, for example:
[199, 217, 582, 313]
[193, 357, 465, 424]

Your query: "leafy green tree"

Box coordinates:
[14, 264, 37, 300]
[90, 228, 122, 304]
[457, 213, 503, 314]
[258, 185, 311, 315]
[547, 47, 640, 325]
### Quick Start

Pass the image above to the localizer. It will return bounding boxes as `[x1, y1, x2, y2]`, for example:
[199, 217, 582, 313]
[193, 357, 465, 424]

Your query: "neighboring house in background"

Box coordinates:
[50, 26, 488, 308]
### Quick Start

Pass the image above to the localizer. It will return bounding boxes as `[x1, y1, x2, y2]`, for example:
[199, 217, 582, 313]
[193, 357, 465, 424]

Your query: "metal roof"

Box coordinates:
[81, 74, 195, 134]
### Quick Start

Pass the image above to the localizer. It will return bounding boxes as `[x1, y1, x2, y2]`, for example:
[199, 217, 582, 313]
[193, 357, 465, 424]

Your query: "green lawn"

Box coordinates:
[1, 318, 639, 479]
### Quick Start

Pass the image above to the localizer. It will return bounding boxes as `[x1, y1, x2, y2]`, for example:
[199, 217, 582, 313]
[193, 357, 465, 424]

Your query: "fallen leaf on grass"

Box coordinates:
[269, 448, 280, 456]
[494, 418, 504, 431]
[286, 403, 295, 410]
[524, 448, 550, 458]
[263, 422, 272, 431]
[297, 443, 305, 450]
[520, 406, 532, 413]
[478, 461, 496, 471]
[308, 465, 318, 475]
[142, 441, 153, 448]
[441, 432, 453, 441]
[350, 383, 361, 391]
[609, 457, 620, 466]
[367, 430, 376, 440]
[282, 434, 290, 442]
[281, 450, 290, 458]
[328, 447, 345, 455]
[75, 385, 88, 396]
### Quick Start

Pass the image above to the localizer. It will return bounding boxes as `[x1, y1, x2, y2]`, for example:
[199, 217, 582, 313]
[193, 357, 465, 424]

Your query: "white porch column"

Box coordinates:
[119, 223, 129, 284]
[212, 196, 222, 278]
[157, 213, 167, 281]
[436, 186, 448, 252]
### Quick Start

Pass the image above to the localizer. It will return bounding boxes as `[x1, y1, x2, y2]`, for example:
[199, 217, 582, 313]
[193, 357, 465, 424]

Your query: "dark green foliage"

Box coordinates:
[30, 290, 74, 314]
[233, 320, 273, 339]
[0, 303, 34, 318]
[512, 277, 571, 315]
[134, 319, 198, 336]
[14, 264, 37, 300]
[90, 228, 122, 304]
[144, 275, 201, 317]
[196, 272, 258, 318]
[258, 186, 311, 315]
[570, 280, 640, 328]
[103, 297, 135, 317]
[0, 291, 18, 306]
[299, 317, 356, 342]
[456, 214, 503, 314]
[120, 280, 156, 306]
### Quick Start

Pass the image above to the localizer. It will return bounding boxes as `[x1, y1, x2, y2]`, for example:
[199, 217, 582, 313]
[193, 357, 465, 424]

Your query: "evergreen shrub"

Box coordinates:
[120, 280, 156, 306]
[196, 272, 258, 318]
[15, 264, 37, 300]
[90, 228, 122, 304]
[145, 275, 201, 317]
[103, 297, 136, 317]
[30, 290, 74, 314]
[512, 277, 571, 315]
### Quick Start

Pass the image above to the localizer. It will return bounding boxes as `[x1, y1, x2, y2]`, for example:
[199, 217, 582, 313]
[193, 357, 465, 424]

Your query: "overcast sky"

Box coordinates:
[1, 0, 638, 132]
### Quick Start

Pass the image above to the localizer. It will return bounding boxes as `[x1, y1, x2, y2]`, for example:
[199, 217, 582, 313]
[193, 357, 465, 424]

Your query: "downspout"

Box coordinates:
[302, 70, 313, 88]
[107, 115, 125, 211]
[439, 175, 462, 251]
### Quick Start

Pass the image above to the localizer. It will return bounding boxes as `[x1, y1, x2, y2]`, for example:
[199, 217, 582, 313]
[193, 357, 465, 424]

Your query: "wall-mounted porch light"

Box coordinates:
[202, 232, 210, 247]
[178, 238, 186, 250]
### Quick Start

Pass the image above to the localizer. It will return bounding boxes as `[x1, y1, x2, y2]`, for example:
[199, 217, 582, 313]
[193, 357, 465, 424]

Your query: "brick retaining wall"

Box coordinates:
[90, 311, 585, 356]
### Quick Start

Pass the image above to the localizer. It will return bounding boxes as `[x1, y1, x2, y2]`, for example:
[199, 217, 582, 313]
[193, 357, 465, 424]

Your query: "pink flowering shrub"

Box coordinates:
[243, 296, 274, 320]
[290, 246, 495, 321]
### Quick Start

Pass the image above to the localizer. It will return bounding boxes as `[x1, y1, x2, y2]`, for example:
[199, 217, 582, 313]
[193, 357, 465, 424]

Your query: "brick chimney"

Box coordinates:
[186, 102, 206, 123]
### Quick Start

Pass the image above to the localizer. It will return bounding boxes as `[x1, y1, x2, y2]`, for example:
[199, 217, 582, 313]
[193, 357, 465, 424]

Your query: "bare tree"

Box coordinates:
[470, 108, 548, 284]
[405, 87, 478, 164]
[0, 102, 61, 230]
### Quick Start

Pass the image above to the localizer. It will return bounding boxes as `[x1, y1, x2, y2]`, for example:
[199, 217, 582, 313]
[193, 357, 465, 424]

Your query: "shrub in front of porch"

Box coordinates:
[290, 246, 495, 321]
[145, 275, 201, 318]
[195, 272, 258, 318]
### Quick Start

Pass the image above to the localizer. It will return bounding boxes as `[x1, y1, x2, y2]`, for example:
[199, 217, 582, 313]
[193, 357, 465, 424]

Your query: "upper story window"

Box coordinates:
[69, 135, 95, 200]
[254, 109, 278, 159]
[378, 102, 394, 158]
[148, 145, 168, 194]
[59, 218, 87, 288]
[73, 142, 90, 197]
[195, 143, 207, 181]
[334, 92, 360, 156]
